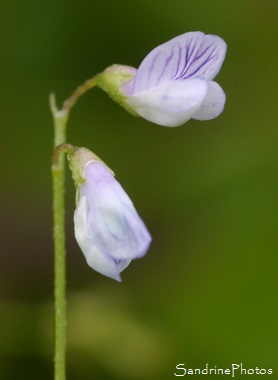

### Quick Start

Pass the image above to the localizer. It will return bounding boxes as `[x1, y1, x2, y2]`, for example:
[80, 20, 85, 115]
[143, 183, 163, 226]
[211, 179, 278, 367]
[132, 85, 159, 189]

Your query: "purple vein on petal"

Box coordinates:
[174, 38, 200, 80]
[186, 46, 219, 78]
[185, 40, 192, 66]
[177, 40, 194, 79]
[173, 43, 182, 78]
[192, 44, 214, 64]
[156, 49, 175, 86]
[200, 57, 218, 77]
[147, 51, 162, 89]
[133, 50, 162, 93]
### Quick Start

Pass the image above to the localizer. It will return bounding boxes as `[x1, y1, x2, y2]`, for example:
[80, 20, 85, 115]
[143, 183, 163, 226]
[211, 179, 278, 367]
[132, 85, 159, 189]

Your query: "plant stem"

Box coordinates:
[51, 96, 68, 380]
[50, 76, 99, 380]
[63, 75, 99, 114]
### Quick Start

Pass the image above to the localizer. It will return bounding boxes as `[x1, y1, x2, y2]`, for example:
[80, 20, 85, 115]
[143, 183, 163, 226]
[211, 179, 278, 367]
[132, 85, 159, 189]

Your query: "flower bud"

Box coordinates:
[69, 147, 152, 281]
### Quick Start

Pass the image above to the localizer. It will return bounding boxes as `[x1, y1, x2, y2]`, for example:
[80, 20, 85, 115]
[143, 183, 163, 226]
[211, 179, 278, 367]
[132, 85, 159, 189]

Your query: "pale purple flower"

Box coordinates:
[74, 161, 152, 281]
[122, 32, 227, 127]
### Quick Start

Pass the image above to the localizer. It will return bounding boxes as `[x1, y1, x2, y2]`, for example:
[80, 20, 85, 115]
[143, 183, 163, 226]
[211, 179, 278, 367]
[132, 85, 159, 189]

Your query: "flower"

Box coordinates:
[71, 148, 152, 281]
[98, 32, 227, 127]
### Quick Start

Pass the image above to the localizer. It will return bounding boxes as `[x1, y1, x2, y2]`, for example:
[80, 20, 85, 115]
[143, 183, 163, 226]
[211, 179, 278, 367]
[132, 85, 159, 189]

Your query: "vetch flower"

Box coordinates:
[69, 147, 152, 281]
[98, 31, 227, 127]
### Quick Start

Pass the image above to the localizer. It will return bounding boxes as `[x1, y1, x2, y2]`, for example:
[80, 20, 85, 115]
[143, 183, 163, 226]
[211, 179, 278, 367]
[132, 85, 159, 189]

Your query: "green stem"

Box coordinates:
[51, 96, 68, 380]
[50, 76, 98, 380]
[63, 75, 99, 114]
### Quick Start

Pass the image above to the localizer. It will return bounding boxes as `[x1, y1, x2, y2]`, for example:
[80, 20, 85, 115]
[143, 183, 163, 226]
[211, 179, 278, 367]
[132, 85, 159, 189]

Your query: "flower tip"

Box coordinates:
[85, 252, 123, 282]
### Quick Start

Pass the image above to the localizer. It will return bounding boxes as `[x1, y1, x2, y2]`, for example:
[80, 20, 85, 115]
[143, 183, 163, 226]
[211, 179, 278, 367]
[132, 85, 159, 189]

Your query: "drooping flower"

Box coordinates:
[97, 31, 227, 127]
[69, 147, 152, 281]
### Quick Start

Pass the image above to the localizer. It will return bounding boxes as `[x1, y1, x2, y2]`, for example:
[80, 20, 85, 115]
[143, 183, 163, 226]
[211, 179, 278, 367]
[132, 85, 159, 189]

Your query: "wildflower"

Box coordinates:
[98, 32, 227, 127]
[70, 148, 152, 281]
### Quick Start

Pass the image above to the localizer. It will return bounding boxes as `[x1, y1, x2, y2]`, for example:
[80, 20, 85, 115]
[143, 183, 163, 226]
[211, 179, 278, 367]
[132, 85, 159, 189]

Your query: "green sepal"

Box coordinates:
[68, 147, 114, 204]
[68, 146, 114, 185]
[97, 65, 140, 117]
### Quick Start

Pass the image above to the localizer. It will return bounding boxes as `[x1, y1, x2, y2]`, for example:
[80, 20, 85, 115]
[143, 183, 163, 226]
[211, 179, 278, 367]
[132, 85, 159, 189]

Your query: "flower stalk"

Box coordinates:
[63, 75, 100, 113]
[51, 102, 67, 380]
[50, 77, 98, 380]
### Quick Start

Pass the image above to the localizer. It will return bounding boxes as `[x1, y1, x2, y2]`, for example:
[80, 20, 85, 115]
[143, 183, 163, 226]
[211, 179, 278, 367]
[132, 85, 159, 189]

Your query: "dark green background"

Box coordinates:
[0, 0, 277, 379]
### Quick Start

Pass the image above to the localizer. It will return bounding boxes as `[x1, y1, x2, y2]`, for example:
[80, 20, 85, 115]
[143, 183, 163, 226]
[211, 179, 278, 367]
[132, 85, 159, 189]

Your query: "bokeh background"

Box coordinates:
[0, 0, 277, 379]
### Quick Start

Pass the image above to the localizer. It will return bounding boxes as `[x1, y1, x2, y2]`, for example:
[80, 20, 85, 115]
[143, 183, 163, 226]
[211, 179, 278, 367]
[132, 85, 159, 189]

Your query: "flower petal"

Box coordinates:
[181, 34, 227, 81]
[128, 78, 208, 127]
[192, 81, 226, 120]
[132, 32, 205, 94]
[81, 162, 152, 261]
[74, 196, 130, 281]
[131, 32, 226, 95]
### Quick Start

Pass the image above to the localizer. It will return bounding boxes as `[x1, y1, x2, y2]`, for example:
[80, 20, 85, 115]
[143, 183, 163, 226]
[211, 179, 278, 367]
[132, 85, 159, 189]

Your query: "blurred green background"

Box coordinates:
[0, 0, 277, 379]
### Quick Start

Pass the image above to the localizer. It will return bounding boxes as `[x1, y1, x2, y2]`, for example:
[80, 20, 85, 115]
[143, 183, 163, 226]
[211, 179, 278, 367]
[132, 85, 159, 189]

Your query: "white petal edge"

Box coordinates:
[74, 196, 131, 281]
[192, 81, 226, 120]
[128, 78, 208, 127]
